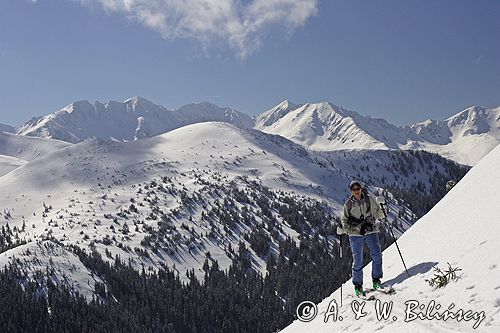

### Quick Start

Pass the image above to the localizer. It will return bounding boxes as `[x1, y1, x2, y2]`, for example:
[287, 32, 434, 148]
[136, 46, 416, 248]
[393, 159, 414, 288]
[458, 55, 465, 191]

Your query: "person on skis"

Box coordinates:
[337, 180, 386, 296]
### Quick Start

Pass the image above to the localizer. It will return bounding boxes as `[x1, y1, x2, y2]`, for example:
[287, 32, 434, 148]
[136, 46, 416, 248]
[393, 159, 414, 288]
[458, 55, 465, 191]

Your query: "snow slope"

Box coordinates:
[0, 154, 26, 177]
[256, 102, 500, 165]
[0, 131, 69, 176]
[175, 102, 254, 129]
[406, 106, 500, 165]
[0, 123, 15, 133]
[0, 240, 105, 299]
[17, 97, 254, 143]
[280, 143, 500, 332]
[255, 102, 409, 150]
[254, 100, 302, 128]
[0, 131, 69, 161]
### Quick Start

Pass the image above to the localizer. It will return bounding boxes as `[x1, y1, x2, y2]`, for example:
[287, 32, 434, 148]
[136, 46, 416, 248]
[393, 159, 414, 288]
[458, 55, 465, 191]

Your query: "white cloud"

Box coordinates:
[76, 0, 318, 58]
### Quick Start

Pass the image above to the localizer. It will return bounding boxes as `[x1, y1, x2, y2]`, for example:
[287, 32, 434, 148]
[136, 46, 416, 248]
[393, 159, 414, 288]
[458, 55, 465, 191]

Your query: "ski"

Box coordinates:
[319, 292, 376, 315]
[350, 291, 376, 301]
[367, 286, 395, 295]
[358, 294, 376, 301]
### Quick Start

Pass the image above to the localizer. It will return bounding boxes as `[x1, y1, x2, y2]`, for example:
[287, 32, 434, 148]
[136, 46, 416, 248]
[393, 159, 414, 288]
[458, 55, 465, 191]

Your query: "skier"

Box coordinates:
[337, 180, 386, 297]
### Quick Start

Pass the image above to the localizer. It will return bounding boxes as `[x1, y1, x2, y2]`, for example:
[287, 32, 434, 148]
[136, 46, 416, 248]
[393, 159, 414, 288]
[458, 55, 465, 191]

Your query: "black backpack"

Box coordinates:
[345, 189, 371, 219]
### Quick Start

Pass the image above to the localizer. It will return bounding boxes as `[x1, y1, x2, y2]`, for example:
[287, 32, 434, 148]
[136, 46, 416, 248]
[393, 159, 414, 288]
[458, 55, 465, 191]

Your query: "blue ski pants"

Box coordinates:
[349, 232, 383, 285]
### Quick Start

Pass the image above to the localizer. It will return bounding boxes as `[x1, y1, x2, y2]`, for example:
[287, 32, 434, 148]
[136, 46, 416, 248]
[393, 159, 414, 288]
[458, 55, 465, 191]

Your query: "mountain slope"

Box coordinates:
[256, 101, 500, 165]
[0, 123, 15, 133]
[254, 100, 302, 128]
[175, 102, 254, 129]
[281, 143, 500, 332]
[406, 106, 500, 165]
[0, 131, 69, 161]
[17, 97, 254, 143]
[255, 102, 409, 150]
[0, 122, 365, 291]
[0, 131, 69, 176]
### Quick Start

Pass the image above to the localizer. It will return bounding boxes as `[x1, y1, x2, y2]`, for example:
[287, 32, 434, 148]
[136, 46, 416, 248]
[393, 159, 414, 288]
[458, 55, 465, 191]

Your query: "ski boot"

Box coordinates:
[372, 278, 382, 290]
[354, 284, 365, 297]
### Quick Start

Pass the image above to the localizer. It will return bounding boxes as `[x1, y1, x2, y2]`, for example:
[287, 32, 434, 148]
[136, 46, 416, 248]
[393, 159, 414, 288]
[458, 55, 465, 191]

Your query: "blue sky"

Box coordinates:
[0, 0, 498, 126]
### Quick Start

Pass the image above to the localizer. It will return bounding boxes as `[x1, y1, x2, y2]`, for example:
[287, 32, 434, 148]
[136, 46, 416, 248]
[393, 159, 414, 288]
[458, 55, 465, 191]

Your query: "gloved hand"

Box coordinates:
[336, 226, 346, 235]
[359, 222, 374, 235]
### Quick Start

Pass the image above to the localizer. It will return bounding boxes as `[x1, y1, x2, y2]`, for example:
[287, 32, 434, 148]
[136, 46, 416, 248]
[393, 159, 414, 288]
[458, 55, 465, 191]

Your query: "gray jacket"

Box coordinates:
[340, 194, 386, 236]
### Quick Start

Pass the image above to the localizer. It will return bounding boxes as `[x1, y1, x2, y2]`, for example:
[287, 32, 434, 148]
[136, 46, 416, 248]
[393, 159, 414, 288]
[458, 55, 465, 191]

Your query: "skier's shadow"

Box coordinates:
[384, 261, 438, 286]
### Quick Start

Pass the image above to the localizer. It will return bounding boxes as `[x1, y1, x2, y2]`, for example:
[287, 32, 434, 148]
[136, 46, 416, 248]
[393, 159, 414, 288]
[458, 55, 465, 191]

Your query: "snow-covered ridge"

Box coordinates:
[0, 131, 69, 161]
[280, 144, 500, 333]
[17, 97, 254, 143]
[256, 102, 500, 165]
[405, 105, 500, 165]
[255, 101, 409, 150]
[0, 123, 15, 134]
[0, 131, 69, 177]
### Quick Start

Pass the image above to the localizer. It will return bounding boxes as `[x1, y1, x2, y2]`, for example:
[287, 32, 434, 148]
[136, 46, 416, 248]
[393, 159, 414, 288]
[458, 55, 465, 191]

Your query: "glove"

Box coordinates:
[336, 226, 346, 235]
[359, 222, 374, 235]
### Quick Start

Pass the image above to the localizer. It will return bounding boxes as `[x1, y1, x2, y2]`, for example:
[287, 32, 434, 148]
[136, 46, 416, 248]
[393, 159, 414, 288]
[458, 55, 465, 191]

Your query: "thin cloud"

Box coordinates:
[76, 0, 318, 58]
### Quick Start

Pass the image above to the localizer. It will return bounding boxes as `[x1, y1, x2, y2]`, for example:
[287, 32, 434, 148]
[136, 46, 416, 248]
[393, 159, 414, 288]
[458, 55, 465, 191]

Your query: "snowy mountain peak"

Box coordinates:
[123, 96, 162, 112]
[62, 100, 94, 114]
[275, 99, 298, 111]
[178, 101, 218, 108]
[16, 97, 254, 143]
[175, 102, 254, 129]
[124, 96, 152, 104]
[255, 100, 408, 151]
[404, 105, 500, 164]
[175, 101, 228, 114]
[254, 100, 302, 128]
[446, 105, 498, 136]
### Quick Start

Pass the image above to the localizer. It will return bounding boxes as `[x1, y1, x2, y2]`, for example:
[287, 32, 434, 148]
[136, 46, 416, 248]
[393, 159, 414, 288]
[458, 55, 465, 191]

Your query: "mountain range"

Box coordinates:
[0, 96, 487, 331]
[16, 97, 254, 143]
[255, 101, 500, 165]
[6, 97, 499, 165]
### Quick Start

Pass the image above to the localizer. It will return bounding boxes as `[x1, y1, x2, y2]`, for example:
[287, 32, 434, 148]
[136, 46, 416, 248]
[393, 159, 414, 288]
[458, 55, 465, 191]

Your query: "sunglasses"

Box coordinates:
[351, 187, 361, 192]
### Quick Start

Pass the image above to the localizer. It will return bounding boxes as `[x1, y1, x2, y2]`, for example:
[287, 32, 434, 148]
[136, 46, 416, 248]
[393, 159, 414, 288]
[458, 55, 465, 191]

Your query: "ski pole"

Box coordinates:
[339, 232, 343, 307]
[380, 202, 410, 277]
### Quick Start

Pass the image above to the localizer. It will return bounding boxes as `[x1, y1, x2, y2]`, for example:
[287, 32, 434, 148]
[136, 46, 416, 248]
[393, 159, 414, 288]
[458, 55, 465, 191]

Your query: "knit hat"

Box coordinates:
[349, 180, 362, 190]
